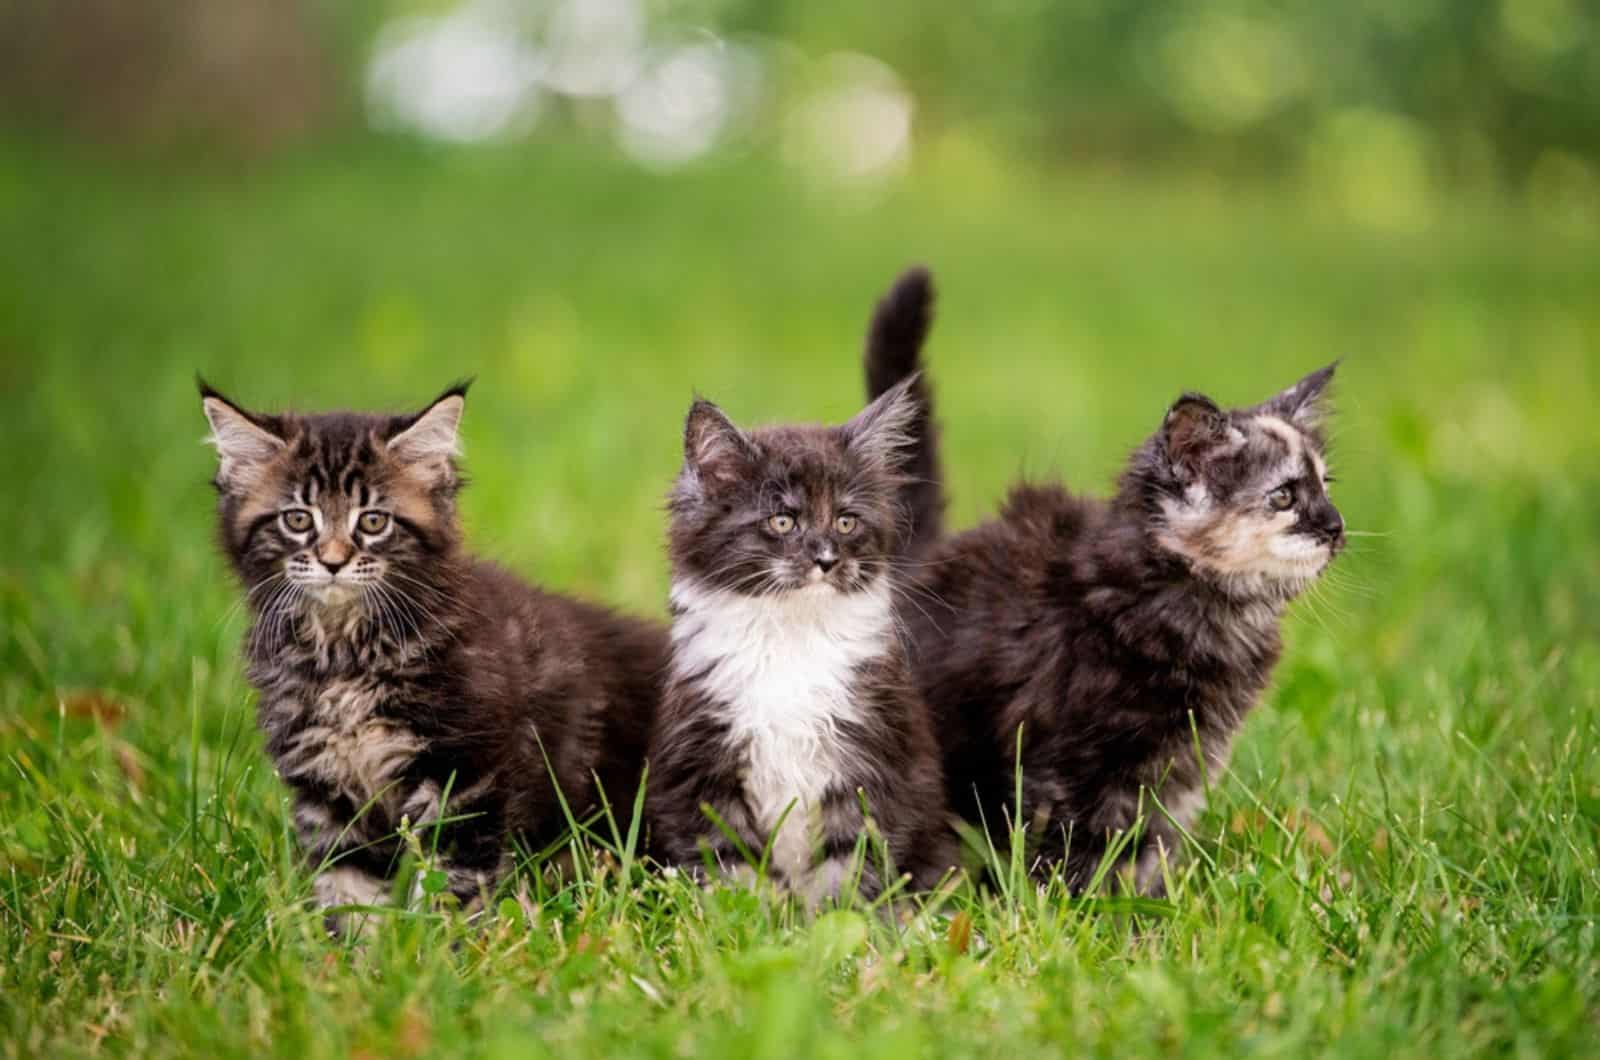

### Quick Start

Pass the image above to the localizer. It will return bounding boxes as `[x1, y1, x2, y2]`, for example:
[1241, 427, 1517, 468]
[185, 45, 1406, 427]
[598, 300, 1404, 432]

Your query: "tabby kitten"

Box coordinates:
[647, 377, 957, 901]
[201, 382, 666, 927]
[866, 335, 1344, 893]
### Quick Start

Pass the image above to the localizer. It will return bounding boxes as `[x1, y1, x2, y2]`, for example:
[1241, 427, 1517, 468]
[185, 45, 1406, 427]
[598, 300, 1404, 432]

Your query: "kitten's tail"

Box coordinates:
[864, 265, 944, 555]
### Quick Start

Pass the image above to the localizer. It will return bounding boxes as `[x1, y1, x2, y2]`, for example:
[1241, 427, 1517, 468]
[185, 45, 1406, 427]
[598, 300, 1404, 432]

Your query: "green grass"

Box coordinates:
[2, 137, 1598, 1058]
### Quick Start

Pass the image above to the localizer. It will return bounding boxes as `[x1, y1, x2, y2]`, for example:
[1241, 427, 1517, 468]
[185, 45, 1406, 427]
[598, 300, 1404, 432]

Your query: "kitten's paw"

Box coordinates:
[315, 865, 391, 940]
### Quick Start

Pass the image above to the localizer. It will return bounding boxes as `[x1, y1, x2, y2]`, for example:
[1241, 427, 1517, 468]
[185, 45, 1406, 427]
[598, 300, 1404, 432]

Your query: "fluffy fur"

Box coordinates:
[647, 377, 957, 901]
[201, 381, 666, 928]
[865, 333, 1344, 893]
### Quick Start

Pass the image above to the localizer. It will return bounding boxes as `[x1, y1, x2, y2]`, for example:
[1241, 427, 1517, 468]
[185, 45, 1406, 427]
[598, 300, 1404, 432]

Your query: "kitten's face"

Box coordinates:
[669, 380, 919, 596]
[201, 384, 466, 627]
[1143, 365, 1344, 597]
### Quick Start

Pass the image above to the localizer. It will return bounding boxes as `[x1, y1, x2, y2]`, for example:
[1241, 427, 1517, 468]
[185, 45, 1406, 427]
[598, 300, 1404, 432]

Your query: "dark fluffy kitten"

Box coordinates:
[647, 376, 957, 902]
[201, 382, 666, 927]
[866, 322, 1344, 893]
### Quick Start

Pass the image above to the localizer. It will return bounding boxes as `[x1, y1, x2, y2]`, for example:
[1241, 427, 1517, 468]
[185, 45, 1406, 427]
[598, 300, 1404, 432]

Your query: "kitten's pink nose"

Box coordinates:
[317, 540, 353, 575]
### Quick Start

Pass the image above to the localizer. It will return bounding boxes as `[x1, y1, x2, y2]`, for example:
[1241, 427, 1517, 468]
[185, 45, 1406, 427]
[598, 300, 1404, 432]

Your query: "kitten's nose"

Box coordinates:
[814, 555, 838, 573]
[317, 541, 353, 575]
[1314, 506, 1344, 545]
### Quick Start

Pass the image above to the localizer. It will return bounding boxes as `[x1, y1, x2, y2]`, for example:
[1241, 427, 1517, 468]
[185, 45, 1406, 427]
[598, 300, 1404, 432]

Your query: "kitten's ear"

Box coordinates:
[388, 382, 467, 464]
[1262, 361, 1338, 429]
[842, 373, 921, 473]
[683, 398, 754, 489]
[199, 379, 284, 488]
[1162, 393, 1232, 478]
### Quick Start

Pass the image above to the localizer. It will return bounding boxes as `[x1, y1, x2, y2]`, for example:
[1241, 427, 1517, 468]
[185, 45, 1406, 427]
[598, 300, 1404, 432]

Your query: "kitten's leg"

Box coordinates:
[908, 824, 963, 893]
[1131, 815, 1183, 897]
[291, 793, 394, 936]
[812, 786, 883, 904]
[1055, 787, 1178, 896]
[314, 865, 392, 937]
[694, 798, 769, 885]
[650, 748, 766, 883]
[398, 774, 513, 912]
[1022, 792, 1110, 895]
[813, 778, 964, 905]
[1056, 834, 1112, 895]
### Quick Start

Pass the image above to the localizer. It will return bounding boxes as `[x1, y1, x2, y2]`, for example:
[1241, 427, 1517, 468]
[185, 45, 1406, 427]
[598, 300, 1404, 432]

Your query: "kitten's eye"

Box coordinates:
[358, 511, 390, 535]
[281, 509, 314, 533]
[1268, 487, 1295, 511]
[768, 514, 796, 535]
[834, 514, 859, 535]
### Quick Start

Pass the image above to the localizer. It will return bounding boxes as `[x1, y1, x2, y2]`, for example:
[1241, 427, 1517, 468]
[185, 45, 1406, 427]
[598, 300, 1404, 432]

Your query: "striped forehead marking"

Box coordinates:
[1254, 416, 1302, 464]
[284, 434, 392, 511]
[1256, 413, 1329, 484]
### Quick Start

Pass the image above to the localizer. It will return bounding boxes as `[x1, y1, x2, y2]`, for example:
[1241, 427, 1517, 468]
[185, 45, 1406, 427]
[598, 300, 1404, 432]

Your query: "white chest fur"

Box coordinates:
[670, 579, 894, 880]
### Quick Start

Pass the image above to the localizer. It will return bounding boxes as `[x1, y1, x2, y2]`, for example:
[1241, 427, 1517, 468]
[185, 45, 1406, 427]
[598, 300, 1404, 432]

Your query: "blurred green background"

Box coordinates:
[2, 2, 1599, 1056]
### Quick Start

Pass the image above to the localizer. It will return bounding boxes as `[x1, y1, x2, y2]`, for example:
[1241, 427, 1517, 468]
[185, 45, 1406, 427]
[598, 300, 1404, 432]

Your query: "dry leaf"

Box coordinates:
[395, 1009, 431, 1057]
[115, 742, 145, 791]
[1285, 810, 1336, 856]
[61, 690, 127, 727]
[572, 933, 609, 957]
[946, 911, 973, 956]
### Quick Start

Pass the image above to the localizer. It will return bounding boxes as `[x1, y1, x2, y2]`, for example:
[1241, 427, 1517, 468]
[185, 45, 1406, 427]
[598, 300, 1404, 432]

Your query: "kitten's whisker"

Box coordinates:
[1298, 580, 1353, 631]
[385, 582, 455, 644]
[276, 585, 305, 653]
[221, 572, 287, 632]
[389, 586, 435, 647]
[890, 585, 947, 638]
[1311, 583, 1356, 624]
[250, 580, 295, 655]
[385, 593, 453, 643]
[380, 568, 450, 601]
[886, 571, 957, 614]
[248, 572, 289, 599]
[382, 568, 476, 626]
[884, 555, 956, 571]
[1318, 569, 1374, 597]
[363, 584, 407, 655]
[697, 559, 789, 597]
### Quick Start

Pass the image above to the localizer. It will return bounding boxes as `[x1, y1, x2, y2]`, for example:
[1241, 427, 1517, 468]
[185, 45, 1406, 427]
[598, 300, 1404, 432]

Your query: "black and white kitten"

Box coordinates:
[865, 301, 1344, 892]
[646, 377, 957, 901]
[201, 382, 666, 928]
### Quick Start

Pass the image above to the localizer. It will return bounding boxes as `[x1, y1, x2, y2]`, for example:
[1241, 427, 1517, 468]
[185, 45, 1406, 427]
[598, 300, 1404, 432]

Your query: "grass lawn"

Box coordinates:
[2, 137, 1598, 1058]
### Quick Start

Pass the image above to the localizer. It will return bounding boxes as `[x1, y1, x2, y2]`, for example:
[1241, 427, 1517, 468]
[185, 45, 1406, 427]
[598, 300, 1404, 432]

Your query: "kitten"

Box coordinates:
[646, 377, 957, 902]
[200, 381, 666, 928]
[865, 333, 1344, 893]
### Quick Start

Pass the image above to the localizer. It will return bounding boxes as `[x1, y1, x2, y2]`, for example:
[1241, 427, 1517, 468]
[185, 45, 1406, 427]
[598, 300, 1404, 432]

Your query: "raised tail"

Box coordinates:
[864, 265, 945, 555]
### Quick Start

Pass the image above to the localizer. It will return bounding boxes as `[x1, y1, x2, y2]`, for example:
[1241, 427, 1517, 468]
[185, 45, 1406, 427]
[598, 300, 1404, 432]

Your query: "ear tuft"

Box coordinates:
[683, 398, 754, 489]
[843, 373, 921, 473]
[388, 389, 466, 464]
[1265, 361, 1338, 428]
[200, 386, 284, 487]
